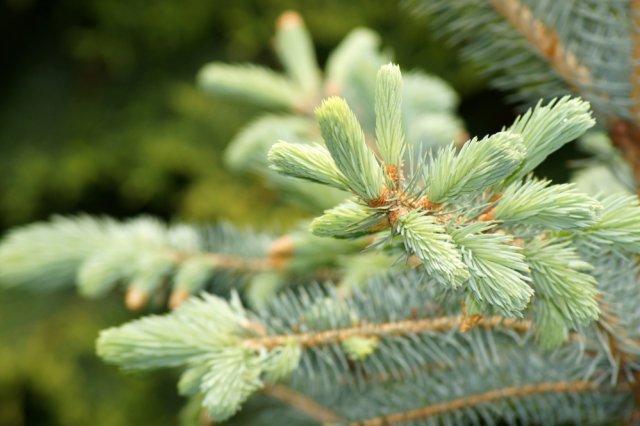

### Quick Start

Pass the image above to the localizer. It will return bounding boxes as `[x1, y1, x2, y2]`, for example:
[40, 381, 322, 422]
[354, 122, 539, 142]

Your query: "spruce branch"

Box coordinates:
[200, 13, 463, 211]
[242, 315, 531, 351]
[488, 0, 591, 90]
[405, 0, 576, 106]
[595, 300, 640, 423]
[569, 243, 640, 424]
[406, 0, 640, 192]
[597, 303, 640, 377]
[96, 272, 543, 421]
[582, 252, 640, 384]
[0, 216, 371, 310]
[6, 14, 640, 421]
[96, 272, 635, 424]
[405, 1, 620, 114]
[349, 381, 605, 426]
[271, 65, 606, 327]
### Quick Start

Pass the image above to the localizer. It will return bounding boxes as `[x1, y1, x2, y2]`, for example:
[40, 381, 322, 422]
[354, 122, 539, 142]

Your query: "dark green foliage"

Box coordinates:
[0, 290, 183, 426]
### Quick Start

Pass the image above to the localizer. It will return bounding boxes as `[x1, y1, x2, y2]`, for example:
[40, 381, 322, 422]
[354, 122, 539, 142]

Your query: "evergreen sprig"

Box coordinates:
[4, 9, 640, 423]
[0, 216, 371, 310]
[97, 270, 634, 423]
[405, 0, 640, 198]
[269, 64, 626, 326]
[201, 11, 463, 212]
[405, 0, 634, 122]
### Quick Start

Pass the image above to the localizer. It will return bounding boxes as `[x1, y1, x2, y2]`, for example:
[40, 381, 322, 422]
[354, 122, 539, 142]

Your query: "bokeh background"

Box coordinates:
[0, 1, 575, 424]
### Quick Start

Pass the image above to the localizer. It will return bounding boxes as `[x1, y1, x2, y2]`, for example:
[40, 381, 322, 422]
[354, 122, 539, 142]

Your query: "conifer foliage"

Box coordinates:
[4, 5, 640, 425]
[201, 11, 463, 211]
[97, 67, 640, 423]
[406, 0, 640, 195]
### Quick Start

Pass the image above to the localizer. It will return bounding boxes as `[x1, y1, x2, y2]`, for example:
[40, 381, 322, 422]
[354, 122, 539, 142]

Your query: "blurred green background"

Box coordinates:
[0, 1, 570, 425]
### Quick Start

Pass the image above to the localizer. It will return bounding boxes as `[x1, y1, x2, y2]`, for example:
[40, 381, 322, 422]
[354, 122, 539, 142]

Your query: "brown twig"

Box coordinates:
[152, 237, 295, 310]
[489, 0, 640, 190]
[609, 118, 640, 191]
[243, 315, 531, 351]
[264, 384, 343, 423]
[596, 300, 640, 424]
[350, 381, 601, 426]
[488, 0, 591, 89]
[340, 357, 465, 388]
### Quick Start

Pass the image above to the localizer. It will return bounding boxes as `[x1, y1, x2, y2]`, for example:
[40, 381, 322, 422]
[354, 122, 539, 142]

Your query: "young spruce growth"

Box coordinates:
[271, 64, 599, 323]
[95, 64, 640, 423]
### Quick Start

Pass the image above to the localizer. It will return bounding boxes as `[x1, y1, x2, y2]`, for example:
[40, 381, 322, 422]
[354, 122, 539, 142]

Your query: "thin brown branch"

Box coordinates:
[597, 303, 638, 369]
[170, 250, 276, 272]
[487, 0, 640, 180]
[350, 381, 600, 426]
[264, 384, 343, 423]
[205, 253, 273, 271]
[609, 120, 640, 190]
[596, 300, 640, 424]
[167, 235, 295, 273]
[155, 237, 294, 310]
[339, 354, 470, 388]
[243, 315, 531, 351]
[488, 0, 591, 89]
